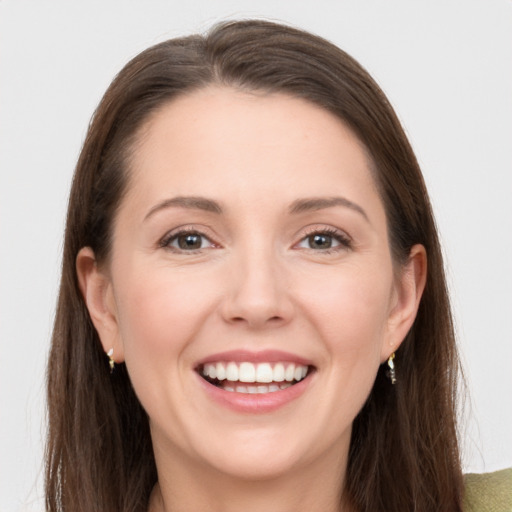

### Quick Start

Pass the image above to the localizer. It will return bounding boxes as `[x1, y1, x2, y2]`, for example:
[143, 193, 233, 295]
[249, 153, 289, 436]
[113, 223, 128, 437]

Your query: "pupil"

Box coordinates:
[178, 234, 201, 249]
[310, 234, 331, 249]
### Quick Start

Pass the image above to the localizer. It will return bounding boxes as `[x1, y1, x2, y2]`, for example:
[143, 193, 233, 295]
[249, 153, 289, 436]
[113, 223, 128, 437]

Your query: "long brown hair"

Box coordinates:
[46, 19, 464, 511]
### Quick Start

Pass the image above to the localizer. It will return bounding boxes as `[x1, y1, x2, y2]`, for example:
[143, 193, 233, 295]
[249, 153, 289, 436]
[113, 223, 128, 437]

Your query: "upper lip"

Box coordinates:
[194, 349, 314, 368]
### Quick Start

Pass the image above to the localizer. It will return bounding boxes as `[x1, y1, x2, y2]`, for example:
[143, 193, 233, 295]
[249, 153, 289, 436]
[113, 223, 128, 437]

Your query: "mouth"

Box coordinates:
[196, 361, 314, 394]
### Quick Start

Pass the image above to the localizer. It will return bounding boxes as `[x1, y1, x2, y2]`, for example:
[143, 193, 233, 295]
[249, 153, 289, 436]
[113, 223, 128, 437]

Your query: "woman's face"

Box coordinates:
[81, 87, 423, 481]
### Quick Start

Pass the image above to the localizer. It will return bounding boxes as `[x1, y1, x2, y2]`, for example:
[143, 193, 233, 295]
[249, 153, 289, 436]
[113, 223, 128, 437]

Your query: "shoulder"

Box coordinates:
[464, 467, 512, 512]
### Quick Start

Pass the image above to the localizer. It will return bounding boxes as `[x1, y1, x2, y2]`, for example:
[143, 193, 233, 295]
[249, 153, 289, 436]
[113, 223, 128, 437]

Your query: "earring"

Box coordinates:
[387, 352, 396, 385]
[107, 348, 115, 373]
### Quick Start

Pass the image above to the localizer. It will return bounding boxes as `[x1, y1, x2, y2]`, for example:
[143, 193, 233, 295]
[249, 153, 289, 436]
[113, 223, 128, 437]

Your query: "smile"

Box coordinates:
[199, 361, 310, 394]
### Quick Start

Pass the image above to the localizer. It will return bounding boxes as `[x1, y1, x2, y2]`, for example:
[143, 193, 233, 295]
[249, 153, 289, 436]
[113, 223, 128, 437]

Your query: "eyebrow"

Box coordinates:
[289, 196, 369, 222]
[144, 196, 223, 221]
[144, 195, 369, 223]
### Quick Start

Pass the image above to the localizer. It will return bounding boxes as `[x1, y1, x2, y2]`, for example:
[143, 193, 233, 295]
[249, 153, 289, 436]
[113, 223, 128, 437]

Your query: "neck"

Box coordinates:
[148, 442, 350, 512]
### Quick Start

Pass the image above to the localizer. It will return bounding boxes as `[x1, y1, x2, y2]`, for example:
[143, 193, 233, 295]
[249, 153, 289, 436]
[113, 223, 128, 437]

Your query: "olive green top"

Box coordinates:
[464, 468, 512, 511]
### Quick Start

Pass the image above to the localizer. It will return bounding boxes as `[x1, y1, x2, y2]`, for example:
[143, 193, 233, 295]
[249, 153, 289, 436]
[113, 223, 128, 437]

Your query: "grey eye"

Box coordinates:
[307, 233, 335, 249]
[168, 232, 211, 251]
[297, 233, 342, 250]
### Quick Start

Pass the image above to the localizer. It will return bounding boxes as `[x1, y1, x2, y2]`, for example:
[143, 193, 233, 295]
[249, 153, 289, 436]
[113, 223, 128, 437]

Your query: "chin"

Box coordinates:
[201, 445, 305, 482]
[184, 420, 343, 483]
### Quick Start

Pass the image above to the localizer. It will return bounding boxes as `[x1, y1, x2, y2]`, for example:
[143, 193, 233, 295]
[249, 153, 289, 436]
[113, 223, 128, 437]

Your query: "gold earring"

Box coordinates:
[387, 352, 396, 385]
[107, 348, 115, 373]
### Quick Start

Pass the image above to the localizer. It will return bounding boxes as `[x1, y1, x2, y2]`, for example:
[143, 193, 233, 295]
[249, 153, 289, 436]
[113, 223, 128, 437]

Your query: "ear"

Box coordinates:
[76, 247, 125, 363]
[381, 244, 427, 362]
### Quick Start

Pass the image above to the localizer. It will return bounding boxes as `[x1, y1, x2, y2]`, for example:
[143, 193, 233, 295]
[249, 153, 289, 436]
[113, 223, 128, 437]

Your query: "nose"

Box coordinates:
[220, 249, 294, 329]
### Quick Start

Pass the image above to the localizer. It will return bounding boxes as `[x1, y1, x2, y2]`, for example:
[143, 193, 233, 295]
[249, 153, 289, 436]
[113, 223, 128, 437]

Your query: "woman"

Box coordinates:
[46, 20, 464, 511]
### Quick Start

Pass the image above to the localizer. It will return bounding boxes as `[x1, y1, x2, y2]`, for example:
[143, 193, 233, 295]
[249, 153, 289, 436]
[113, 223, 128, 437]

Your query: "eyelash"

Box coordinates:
[159, 226, 352, 254]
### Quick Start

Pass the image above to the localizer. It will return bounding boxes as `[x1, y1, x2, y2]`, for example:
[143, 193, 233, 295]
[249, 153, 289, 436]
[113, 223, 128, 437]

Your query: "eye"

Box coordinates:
[296, 229, 351, 251]
[161, 230, 215, 252]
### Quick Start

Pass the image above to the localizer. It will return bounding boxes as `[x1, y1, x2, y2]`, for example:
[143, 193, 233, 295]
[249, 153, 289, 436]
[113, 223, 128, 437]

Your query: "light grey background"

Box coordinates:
[1, 1, 511, 510]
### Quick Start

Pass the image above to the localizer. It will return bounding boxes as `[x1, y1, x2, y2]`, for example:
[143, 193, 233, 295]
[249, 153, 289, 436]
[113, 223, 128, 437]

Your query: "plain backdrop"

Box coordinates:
[1, 1, 511, 510]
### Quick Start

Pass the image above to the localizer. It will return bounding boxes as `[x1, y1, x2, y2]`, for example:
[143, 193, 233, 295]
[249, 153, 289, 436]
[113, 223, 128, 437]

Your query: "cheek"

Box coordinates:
[299, 261, 393, 366]
[112, 267, 217, 367]
[110, 266, 222, 430]
[311, 264, 391, 328]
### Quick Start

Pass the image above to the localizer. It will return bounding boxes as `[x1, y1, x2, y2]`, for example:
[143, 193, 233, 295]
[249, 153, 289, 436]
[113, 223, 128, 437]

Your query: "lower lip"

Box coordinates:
[196, 373, 313, 414]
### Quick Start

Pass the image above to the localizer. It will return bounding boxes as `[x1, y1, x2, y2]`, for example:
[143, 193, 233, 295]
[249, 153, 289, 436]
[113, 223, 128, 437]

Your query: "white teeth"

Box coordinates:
[202, 364, 217, 378]
[256, 363, 273, 383]
[220, 383, 288, 394]
[201, 361, 310, 388]
[273, 363, 285, 382]
[226, 362, 239, 381]
[239, 362, 256, 382]
[285, 364, 295, 382]
[216, 362, 226, 380]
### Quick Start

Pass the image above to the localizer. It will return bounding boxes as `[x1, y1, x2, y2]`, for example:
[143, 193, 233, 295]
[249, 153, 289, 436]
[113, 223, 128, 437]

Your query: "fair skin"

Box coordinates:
[77, 87, 426, 512]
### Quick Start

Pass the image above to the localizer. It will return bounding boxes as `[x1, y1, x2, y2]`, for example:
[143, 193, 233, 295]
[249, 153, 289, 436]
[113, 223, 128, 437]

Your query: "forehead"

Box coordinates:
[135, 86, 370, 163]
[124, 86, 383, 218]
